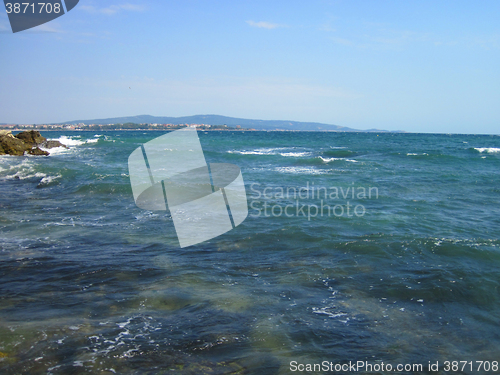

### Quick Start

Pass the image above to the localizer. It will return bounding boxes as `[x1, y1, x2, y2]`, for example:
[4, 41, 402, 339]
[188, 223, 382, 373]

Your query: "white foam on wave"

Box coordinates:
[274, 166, 330, 175]
[228, 148, 277, 155]
[279, 152, 311, 157]
[228, 147, 307, 156]
[5, 171, 46, 180]
[407, 153, 428, 156]
[52, 135, 100, 146]
[475, 147, 500, 153]
[55, 135, 85, 146]
[38, 174, 62, 186]
[312, 306, 348, 318]
[0, 157, 61, 184]
[319, 156, 357, 163]
[41, 146, 69, 155]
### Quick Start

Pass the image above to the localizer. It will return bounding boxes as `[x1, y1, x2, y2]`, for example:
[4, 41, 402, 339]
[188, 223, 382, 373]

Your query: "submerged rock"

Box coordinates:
[41, 140, 69, 149]
[0, 130, 66, 156]
[28, 147, 50, 156]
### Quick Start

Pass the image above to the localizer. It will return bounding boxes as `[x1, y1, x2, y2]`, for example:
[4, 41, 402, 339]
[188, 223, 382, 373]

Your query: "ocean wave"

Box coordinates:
[40, 146, 70, 155]
[274, 166, 330, 175]
[279, 152, 311, 157]
[228, 150, 273, 155]
[52, 135, 99, 146]
[37, 174, 62, 187]
[55, 135, 85, 146]
[319, 156, 357, 163]
[312, 306, 348, 319]
[323, 149, 357, 158]
[0, 157, 63, 184]
[5, 171, 46, 180]
[474, 147, 500, 153]
[228, 147, 309, 156]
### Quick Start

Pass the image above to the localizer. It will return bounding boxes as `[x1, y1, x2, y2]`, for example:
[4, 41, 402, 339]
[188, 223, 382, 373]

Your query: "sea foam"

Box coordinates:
[475, 147, 500, 153]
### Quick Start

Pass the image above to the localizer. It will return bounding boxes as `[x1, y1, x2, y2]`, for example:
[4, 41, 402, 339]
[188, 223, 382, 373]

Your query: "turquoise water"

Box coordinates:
[1, 131, 499, 374]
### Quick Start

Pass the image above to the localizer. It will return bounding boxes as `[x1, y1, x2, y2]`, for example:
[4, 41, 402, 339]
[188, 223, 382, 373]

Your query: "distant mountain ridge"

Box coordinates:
[61, 114, 398, 132]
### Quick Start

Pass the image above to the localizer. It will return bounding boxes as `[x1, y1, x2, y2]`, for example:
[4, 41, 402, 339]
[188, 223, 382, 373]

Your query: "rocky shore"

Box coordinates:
[0, 130, 67, 156]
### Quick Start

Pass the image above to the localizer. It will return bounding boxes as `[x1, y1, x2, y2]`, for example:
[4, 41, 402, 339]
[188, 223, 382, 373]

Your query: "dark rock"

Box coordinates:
[0, 130, 66, 156]
[41, 140, 69, 149]
[0, 134, 32, 155]
[14, 130, 46, 146]
[28, 147, 49, 156]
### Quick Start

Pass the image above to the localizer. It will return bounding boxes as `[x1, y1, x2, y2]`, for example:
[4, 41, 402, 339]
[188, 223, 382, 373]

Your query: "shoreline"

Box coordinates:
[4, 128, 402, 133]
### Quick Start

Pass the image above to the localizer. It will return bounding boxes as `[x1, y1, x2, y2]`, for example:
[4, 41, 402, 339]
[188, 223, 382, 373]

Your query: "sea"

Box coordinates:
[0, 130, 499, 374]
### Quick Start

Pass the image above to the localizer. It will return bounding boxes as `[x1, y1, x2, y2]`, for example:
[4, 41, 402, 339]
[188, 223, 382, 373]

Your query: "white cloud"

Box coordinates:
[246, 20, 286, 30]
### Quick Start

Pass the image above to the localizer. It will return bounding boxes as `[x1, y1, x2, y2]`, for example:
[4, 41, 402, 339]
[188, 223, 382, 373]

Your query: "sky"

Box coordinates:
[0, 0, 499, 134]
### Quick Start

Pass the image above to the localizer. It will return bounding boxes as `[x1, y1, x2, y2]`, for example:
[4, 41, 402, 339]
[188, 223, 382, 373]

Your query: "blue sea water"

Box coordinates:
[0, 130, 499, 374]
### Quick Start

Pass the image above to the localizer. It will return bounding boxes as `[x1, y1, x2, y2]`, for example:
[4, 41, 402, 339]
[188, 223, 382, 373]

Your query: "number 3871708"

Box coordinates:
[5, 3, 62, 14]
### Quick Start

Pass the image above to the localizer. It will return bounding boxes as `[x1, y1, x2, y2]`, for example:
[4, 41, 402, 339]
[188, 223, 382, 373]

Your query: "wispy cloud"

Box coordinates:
[80, 3, 145, 15]
[246, 20, 286, 30]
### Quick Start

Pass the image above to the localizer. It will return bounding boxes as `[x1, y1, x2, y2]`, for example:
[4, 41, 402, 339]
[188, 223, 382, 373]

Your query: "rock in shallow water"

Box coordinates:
[0, 130, 66, 156]
[14, 130, 46, 146]
[41, 140, 69, 149]
[0, 133, 31, 156]
[28, 147, 49, 156]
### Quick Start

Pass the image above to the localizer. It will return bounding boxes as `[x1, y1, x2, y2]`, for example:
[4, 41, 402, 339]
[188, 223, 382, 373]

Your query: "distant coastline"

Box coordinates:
[1, 126, 387, 133]
[0, 126, 403, 133]
[2, 124, 254, 132]
[0, 114, 405, 133]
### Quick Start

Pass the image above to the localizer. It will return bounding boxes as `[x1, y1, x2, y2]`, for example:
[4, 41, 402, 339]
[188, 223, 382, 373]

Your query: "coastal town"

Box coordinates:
[0, 122, 253, 131]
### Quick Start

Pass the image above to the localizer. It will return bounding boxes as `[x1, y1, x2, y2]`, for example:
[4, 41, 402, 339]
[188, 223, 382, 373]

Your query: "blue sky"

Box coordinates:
[1, 0, 499, 133]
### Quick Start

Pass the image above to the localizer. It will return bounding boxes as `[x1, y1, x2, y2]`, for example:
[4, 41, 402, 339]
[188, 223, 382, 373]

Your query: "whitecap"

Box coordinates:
[38, 174, 62, 186]
[40, 146, 69, 155]
[475, 147, 500, 153]
[5, 171, 47, 180]
[228, 150, 274, 155]
[279, 152, 311, 157]
[228, 147, 302, 156]
[46, 135, 100, 148]
[312, 307, 348, 318]
[274, 166, 329, 175]
[54, 135, 85, 146]
[319, 156, 357, 163]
